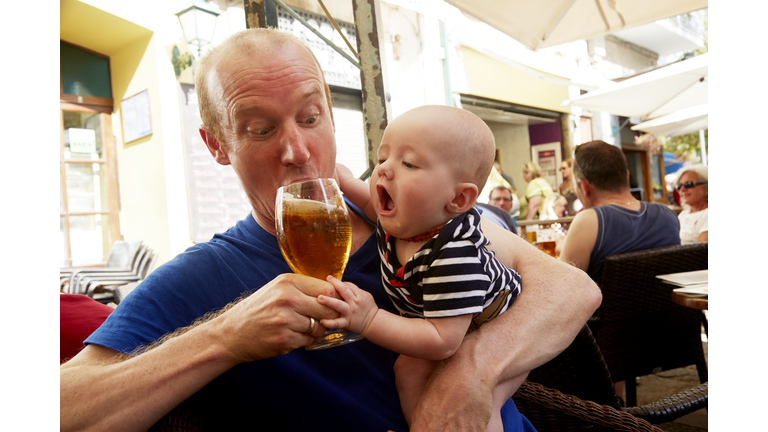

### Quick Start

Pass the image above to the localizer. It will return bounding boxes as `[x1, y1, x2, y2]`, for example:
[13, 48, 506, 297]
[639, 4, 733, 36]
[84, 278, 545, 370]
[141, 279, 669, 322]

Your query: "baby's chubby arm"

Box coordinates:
[318, 277, 471, 361]
[335, 163, 377, 222]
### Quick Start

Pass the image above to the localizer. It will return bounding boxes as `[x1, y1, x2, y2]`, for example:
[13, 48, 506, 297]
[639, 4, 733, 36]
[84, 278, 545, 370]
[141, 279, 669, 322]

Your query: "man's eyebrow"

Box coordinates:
[232, 86, 325, 121]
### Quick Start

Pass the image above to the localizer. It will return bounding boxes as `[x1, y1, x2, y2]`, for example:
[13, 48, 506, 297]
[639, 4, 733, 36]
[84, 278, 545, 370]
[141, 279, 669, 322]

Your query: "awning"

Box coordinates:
[563, 53, 708, 119]
[631, 104, 708, 137]
[443, 0, 707, 51]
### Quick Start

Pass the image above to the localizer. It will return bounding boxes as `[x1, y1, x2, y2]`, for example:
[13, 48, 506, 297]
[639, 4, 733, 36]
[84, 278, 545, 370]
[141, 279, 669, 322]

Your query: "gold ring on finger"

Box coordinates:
[304, 316, 316, 335]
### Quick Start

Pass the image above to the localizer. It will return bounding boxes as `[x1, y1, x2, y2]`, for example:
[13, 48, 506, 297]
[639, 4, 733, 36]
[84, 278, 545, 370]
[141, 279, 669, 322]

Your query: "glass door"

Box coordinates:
[60, 105, 121, 267]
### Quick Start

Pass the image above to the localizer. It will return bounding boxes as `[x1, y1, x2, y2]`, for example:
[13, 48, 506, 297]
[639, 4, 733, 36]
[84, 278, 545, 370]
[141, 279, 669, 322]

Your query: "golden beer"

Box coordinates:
[277, 198, 352, 280]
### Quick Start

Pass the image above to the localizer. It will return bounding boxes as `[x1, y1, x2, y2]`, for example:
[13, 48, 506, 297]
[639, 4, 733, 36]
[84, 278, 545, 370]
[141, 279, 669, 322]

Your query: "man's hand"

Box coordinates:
[211, 273, 340, 362]
[317, 276, 378, 335]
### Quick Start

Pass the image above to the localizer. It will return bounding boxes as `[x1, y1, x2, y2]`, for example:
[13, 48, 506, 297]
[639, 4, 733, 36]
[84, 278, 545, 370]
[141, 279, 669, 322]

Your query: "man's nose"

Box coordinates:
[280, 123, 310, 166]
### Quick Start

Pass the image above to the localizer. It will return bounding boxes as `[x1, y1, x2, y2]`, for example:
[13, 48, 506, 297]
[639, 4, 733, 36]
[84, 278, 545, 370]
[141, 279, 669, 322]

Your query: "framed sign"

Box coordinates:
[121, 89, 152, 143]
[531, 142, 562, 192]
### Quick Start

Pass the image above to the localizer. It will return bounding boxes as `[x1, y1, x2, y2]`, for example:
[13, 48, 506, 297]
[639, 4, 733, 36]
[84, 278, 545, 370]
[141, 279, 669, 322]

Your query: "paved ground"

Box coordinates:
[631, 335, 708, 430]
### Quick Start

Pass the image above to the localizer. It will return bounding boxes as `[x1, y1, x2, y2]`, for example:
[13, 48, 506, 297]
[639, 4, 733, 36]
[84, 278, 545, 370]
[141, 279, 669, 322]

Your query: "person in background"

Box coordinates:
[559, 159, 580, 215]
[489, 185, 520, 217]
[539, 194, 568, 220]
[518, 162, 554, 220]
[675, 165, 708, 244]
[559, 141, 680, 284]
[60, 28, 601, 432]
[494, 161, 518, 194]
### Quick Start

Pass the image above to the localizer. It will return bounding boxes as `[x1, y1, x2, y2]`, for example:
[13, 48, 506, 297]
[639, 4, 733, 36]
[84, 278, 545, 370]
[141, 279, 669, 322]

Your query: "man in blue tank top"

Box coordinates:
[60, 28, 602, 431]
[559, 141, 680, 283]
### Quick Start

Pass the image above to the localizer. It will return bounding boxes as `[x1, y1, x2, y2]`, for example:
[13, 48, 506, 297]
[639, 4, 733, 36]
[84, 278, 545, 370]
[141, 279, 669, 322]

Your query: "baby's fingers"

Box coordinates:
[318, 294, 349, 314]
[320, 317, 347, 329]
[326, 276, 357, 301]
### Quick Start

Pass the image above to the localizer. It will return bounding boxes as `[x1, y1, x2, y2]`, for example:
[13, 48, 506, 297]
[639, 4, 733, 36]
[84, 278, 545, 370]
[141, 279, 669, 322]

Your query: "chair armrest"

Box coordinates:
[624, 382, 708, 424]
[514, 380, 663, 432]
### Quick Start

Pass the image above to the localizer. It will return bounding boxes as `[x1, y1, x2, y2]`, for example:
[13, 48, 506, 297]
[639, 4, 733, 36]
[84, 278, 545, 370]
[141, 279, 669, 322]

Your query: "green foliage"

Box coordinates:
[171, 49, 194, 79]
[664, 130, 708, 163]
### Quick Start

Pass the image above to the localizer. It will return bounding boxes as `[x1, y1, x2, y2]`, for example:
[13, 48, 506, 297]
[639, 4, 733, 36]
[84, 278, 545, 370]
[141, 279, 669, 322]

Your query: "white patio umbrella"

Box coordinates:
[563, 53, 708, 119]
[443, 0, 707, 51]
[630, 104, 708, 137]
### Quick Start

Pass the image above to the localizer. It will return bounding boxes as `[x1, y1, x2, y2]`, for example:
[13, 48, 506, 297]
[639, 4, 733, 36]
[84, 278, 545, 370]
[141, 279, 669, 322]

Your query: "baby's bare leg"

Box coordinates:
[394, 355, 439, 425]
[487, 372, 529, 432]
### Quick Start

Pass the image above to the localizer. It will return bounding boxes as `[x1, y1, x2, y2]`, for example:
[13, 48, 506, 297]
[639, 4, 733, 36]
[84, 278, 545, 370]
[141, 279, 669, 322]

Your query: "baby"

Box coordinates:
[320, 105, 526, 431]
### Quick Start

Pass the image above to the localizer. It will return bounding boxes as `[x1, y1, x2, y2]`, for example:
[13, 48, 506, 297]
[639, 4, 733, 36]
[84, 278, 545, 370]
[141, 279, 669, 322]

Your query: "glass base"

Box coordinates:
[305, 329, 364, 351]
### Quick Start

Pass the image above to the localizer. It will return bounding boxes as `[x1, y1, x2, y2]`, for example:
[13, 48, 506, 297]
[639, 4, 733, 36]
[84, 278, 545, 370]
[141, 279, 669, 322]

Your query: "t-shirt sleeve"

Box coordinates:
[84, 245, 235, 354]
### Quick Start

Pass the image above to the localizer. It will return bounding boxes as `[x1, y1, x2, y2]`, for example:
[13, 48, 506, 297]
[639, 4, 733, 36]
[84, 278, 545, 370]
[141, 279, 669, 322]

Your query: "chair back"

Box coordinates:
[105, 240, 143, 269]
[596, 243, 708, 385]
[515, 325, 626, 431]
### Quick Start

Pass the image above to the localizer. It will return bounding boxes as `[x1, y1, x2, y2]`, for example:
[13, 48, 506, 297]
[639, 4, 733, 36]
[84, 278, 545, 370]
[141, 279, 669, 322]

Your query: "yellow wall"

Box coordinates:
[110, 36, 174, 267]
[459, 47, 572, 114]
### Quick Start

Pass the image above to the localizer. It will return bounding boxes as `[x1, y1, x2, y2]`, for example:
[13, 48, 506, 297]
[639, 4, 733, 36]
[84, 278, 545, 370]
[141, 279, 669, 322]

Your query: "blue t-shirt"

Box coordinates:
[588, 202, 681, 283]
[86, 200, 535, 431]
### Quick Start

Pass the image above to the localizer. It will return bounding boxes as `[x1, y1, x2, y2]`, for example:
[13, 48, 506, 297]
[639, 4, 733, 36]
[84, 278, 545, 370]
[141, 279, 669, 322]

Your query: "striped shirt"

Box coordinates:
[377, 207, 521, 324]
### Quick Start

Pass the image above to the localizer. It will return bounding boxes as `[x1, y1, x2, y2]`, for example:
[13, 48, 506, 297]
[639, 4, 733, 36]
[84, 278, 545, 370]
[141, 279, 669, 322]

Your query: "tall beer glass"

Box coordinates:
[275, 178, 364, 350]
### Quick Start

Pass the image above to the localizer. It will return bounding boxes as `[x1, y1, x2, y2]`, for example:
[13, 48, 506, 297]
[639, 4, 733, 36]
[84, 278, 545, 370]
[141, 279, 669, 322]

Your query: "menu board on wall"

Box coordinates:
[179, 84, 252, 243]
[531, 142, 562, 192]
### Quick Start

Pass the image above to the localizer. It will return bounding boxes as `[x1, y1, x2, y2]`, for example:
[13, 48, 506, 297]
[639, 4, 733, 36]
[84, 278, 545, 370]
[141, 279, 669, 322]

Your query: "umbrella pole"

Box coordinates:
[699, 129, 708, 166]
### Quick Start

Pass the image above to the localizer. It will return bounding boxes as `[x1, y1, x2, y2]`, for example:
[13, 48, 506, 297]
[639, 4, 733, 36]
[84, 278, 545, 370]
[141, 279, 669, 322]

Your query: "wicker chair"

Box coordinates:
[594, 243, 708, 406]
[513, 325, 707, 431]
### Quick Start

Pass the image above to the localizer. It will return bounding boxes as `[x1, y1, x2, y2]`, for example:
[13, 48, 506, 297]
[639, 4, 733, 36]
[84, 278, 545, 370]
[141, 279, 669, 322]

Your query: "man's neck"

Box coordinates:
[592, 190, 639, 208]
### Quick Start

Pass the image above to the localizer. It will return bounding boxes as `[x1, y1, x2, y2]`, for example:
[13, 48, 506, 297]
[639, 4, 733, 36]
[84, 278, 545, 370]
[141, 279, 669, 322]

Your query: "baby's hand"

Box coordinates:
[317, 276, 378, 335]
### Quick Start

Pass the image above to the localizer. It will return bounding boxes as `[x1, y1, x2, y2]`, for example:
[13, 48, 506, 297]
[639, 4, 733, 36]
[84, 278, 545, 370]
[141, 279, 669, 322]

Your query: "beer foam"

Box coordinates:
[282, 197, 340, 214]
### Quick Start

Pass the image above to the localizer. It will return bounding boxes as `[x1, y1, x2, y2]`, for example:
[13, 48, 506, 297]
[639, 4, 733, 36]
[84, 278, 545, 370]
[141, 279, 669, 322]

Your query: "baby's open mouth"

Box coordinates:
[377, 185, 395, 213]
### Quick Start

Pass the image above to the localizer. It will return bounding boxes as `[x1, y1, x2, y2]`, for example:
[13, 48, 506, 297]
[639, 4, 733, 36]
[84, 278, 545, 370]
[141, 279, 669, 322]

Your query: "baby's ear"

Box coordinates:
[446, 183, 478, 214]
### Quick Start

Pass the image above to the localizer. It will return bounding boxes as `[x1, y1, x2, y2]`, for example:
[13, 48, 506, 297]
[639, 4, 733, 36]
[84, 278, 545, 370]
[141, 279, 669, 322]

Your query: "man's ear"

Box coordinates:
[199, 128, 231, 165]
[577, 178, 591, 197]
[446, 183, 479, 214]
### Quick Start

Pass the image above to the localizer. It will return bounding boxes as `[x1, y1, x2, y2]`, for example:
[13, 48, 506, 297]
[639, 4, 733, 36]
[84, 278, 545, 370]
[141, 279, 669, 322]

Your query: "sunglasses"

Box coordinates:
[675, 181, 707, 191]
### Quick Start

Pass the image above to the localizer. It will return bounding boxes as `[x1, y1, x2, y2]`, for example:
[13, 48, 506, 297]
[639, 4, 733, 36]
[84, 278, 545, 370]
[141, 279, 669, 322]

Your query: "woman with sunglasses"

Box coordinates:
[675, 165, 708, 244]
[558, 159, 580, 215]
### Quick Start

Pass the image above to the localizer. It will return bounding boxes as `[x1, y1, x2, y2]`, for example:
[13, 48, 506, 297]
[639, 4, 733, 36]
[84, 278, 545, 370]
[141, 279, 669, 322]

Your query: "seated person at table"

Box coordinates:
[60, 28, 601, 432]
[674, 165, 708, 244]
[330, 105, 526, 431]
[559, 141, 680, 284]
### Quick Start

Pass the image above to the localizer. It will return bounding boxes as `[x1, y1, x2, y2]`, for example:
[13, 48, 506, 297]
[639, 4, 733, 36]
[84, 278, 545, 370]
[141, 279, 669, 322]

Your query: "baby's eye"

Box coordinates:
[403, 161, 415, 168]
[378, 159, 386, 165]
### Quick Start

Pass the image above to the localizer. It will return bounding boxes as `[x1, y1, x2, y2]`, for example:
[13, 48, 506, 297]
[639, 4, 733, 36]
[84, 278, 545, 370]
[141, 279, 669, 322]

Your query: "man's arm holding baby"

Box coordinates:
[319, 277, 471, 361]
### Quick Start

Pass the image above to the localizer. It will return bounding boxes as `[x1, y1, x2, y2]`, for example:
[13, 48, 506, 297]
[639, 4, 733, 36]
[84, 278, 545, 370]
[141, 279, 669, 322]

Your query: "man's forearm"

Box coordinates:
[455, 248, 600, 384]
[60, 320, 238, 431]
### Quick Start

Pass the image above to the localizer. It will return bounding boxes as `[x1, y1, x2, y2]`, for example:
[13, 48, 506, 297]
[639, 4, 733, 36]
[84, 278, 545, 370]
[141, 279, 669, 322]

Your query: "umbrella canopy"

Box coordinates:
[663, 152, 684, 174]
[631, 104, 707, 137]
[443, 0, 707, 51]
[563, 53, 708, 119]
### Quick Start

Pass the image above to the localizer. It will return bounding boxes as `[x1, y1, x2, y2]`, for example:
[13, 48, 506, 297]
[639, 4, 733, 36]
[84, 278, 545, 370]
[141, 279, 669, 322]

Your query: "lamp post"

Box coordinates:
[175, 0, 220, 57]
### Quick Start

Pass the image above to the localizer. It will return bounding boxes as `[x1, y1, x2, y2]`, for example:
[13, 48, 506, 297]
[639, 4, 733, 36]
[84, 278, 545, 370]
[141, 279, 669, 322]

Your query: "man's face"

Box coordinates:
[489, 189, 514, 213]
[207, 42, 337, 233]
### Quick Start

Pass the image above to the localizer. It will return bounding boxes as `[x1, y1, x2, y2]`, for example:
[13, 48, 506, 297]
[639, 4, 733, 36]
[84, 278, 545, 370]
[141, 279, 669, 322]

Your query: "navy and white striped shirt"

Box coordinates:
[377, 207, 521, 324]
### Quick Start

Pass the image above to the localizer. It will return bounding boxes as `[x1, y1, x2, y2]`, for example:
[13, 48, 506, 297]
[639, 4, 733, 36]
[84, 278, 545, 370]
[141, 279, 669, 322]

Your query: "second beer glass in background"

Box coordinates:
[275, 178, 364, 350]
